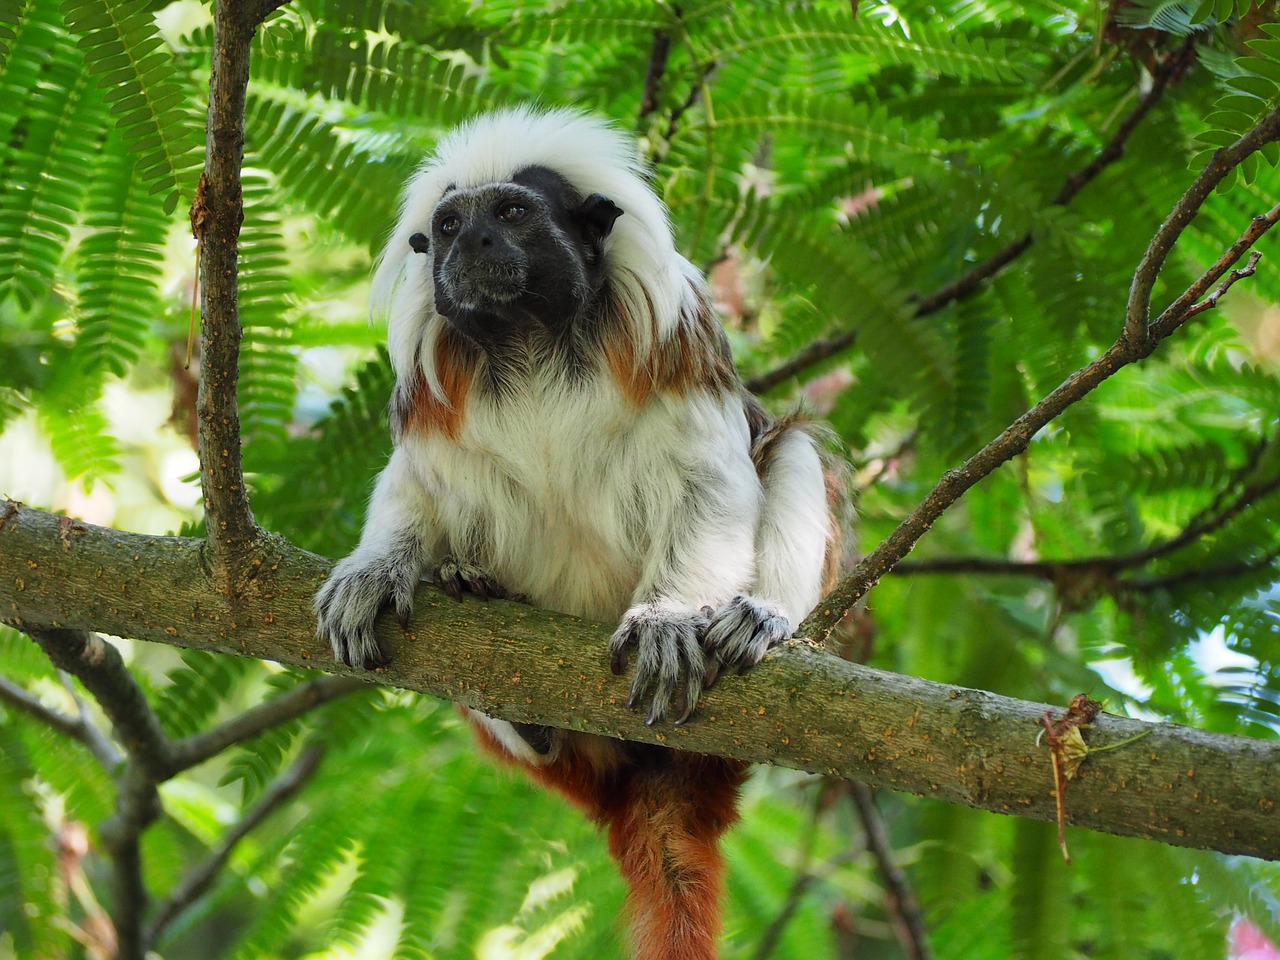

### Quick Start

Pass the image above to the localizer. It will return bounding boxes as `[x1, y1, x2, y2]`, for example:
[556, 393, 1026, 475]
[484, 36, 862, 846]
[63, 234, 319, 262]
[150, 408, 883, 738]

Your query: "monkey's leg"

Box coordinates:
[433, 556, 510, 601]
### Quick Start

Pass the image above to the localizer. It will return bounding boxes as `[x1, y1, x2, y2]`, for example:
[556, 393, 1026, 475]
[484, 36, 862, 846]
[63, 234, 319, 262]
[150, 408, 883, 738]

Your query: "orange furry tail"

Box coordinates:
[601, 751, 747, 960]
[470, 721, 748, 960]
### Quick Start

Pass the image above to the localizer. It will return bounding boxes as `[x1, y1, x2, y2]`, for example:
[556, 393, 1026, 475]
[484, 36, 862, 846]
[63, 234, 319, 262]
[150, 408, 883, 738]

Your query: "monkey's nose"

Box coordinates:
[460, 229, 495, 254]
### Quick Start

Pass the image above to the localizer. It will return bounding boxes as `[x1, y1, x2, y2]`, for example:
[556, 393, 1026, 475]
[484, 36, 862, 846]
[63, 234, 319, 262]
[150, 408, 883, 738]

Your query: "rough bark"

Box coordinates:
[2, 501, 1276, 861]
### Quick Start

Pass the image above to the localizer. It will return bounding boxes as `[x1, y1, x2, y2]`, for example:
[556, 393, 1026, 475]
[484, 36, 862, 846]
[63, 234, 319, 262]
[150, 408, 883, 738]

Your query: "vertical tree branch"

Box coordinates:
[850, 783, 934, 960]
[197, 0, 280, 564]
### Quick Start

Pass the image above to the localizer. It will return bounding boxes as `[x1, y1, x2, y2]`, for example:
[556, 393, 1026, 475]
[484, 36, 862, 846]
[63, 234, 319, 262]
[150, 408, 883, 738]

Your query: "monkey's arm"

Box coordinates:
[705, 426, 832, 682]
[314, 446, 441, 668]
[608, 401, 762, 725]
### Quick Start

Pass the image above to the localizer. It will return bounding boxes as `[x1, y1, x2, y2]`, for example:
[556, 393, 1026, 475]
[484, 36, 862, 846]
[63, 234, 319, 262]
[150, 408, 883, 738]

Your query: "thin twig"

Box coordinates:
[751, 783, 827, 960]
[749, 40, 1198, 393]
[1151, 210, 1279, 338]
[170, 675, 365, 772]
[1122, 549, 1280, 593]
[1127, 110, 1280, 343]
[145, 745, 325, 948]
[100, 763, 162, 960]
[747, 330, 857, 394]
[244, 0, 288, 27]
[637, 27, 673, 124]
[850, 783, 934, 960]
[0, 674, 121, 769]
[896, 471, 1280, 583]
[58, 670, 123, 769]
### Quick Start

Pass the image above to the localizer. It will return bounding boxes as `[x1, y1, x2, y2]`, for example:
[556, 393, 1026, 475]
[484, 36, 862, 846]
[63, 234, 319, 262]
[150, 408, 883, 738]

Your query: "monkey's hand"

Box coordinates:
[608, 601, 710, 726]
[702, 596, 792, 687]
[434, 556, 509, 602]
[314, 553, 420, 669]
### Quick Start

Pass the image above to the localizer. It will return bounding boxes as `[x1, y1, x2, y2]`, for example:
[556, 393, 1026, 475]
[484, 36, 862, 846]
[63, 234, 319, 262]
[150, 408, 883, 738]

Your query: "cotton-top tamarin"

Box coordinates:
[314, 107, 840, 960]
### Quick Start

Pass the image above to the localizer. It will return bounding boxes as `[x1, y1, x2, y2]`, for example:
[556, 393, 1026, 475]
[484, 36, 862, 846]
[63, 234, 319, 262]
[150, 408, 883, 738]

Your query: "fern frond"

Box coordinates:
[0, 720, 68, 957]
[73, 127, 169, 378]
[499, 1, 670, 46]
[0, 0, 21, 68]
[697, 6, 1040, 83]
[59, 0, 203, 214]
[1113, 0, 1203, 33]
[253, 354, 395, 553]
[708, 93, 944, 178]
[311, 27, 492, 122]
[1192, 23, 1280, 184]
[36, 386, 120, 481]
[154, 650, 257, 739]
[0, 23, 100, 309]
[0, 386, 26, 431]
[238, 174, 297, 457]
[244, 96, 409, 249]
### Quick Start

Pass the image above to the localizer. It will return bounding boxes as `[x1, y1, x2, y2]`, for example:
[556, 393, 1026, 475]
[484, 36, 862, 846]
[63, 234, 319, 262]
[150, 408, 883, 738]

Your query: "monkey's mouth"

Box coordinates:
[446, 263, 528, 308]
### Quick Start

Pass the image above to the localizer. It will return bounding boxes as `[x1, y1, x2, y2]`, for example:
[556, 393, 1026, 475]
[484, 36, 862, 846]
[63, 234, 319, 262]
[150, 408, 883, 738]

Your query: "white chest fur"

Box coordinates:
[401, 376, 760, 621]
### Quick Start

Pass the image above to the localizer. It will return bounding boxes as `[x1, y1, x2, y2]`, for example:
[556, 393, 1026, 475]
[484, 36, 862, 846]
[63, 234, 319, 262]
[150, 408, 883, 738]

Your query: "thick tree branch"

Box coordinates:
[747, 41, 1196, 394]
[801, 141, 1280, 643]
[2, 502, 1277, 861]
[99, 762, 161, 960]
[28, 629, 173, 781]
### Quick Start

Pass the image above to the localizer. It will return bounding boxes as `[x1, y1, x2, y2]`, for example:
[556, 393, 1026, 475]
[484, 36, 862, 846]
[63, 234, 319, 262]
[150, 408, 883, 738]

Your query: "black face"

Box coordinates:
[419, 166, 623, 353]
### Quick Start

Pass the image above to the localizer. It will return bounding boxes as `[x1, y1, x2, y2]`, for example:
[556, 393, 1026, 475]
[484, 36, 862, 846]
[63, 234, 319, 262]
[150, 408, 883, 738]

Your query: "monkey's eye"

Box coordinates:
[438, 215, 461, 236]
[496, 203, 526, 224]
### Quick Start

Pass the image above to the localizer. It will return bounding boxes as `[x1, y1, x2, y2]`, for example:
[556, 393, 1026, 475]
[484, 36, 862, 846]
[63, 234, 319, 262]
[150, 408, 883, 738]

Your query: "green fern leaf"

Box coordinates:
[253, 354, 395, 553]
[1194, 24, 1280, 180]
[0, 385, 25, 431]
[244, 96, 410, 249]
[0, 24, 100, 309]
[58, 0, 202, 214]
[306, 26, 491, 122]
[0, 0, 21, 68]
[0, 721, 69, 957]
[238, 174, 298, 457]
[698, 6, 1041, 84]
[154, 650, 256, 739]
[36, 388, 120, 481]
[73, 127, 169, 378]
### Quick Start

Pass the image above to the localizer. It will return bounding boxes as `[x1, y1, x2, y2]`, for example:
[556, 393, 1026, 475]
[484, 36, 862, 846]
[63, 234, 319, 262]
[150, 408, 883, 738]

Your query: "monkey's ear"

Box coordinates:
[409, 232, 431, 255]
[575, 194, 624, 244]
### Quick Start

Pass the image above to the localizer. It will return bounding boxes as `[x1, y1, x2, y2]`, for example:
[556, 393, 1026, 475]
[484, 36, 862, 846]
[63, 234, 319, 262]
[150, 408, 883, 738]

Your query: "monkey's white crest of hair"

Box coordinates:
[372, 106, 703, 396]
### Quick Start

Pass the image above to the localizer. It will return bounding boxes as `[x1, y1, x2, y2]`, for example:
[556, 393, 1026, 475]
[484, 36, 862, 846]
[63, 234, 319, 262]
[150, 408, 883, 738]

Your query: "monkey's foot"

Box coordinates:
[315, 555, 420, 669]
[434, 557, 507, 601]
[608, 601, 709, 726]
[702, 596, 792, 687]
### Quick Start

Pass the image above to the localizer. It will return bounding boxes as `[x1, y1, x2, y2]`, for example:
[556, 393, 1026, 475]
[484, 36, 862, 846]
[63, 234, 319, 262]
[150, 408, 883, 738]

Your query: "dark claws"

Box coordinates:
[703, 658, 721, 689]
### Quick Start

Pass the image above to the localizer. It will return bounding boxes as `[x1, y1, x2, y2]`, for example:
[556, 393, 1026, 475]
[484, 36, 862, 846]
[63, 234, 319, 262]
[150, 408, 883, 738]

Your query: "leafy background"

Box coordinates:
[1, 0, 1279, 957]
